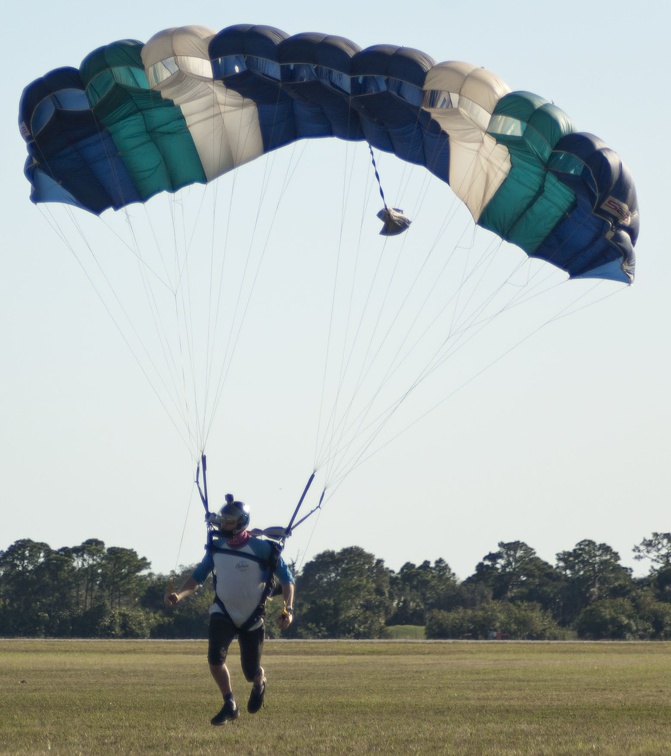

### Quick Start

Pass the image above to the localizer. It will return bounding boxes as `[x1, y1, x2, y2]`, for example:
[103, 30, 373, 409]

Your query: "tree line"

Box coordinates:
[1, 534, 670, 640]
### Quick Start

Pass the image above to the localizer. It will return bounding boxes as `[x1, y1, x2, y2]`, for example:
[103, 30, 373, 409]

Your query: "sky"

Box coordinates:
[2, 0, 669, 583]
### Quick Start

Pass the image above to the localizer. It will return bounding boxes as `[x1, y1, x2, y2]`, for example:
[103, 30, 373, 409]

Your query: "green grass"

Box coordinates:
[1, 640, 670, 754]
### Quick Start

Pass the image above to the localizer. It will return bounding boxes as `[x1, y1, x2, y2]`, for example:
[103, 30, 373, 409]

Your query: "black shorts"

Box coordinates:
[207, 612, 265, 681]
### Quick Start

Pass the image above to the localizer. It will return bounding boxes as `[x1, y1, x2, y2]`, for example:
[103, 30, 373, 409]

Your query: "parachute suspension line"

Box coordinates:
[140, 190, 210, 454]
[204, 142, 311, 452]
[335, 278, 614, 482]
[318, 237, 406, 482]
[310, 140, 373, 518]
[313, 140, 403, 501]
[126, 201, 190, 450]
[137, 193, 222, 455]
[322, 202, 464, 464]
[321, 146, 421, 477]
[197, 86, 240, 443]
[198, 150, 274, 450]
[314, 151, 436, 487]
[40, 204, 194, 454]
[197, 178, 222, 448]
[200, 171, 251, 451]
[313, 159, 446, 483]
[96, 205, 196, 449]
[314, 144, 370, 476]
[326, 169, 481, 458]
[199, 164, 273, 452]
[311, 203, 568, 490]
[199, 171, 241, 452]
[321, 255, 545, 484]
[314, 232, 390, 481]
[327, 265, 606, 489]
[164, 196, 203, 452]
[367, 235, 542, 396]
[541, 278, 624, 323]
[199, 86, 237, 441]
[173, 479, 199, 578]
[157, 179, 226, 452]
[99, 197, 203, 454]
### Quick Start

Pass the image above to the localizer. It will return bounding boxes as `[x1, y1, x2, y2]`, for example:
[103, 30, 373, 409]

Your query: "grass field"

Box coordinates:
[1, 639, 670, 754]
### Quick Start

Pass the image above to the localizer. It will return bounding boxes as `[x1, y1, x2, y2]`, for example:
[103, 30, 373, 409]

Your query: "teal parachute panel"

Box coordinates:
[79, 39, 206, 200]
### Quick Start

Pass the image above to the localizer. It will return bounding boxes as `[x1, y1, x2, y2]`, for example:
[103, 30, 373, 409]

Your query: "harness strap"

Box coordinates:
[209, 541, 282, 632]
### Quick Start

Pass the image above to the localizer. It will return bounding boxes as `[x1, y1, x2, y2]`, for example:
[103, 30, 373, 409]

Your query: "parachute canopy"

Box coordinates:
[20, 23, 637, 283]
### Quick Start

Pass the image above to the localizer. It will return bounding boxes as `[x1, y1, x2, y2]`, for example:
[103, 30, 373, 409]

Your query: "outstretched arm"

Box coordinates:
[166, 576, 200, 605]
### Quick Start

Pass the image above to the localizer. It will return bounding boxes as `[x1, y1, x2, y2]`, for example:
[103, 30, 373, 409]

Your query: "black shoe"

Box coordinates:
[247, 679, 266, 714]
[210, 700, 239, 726]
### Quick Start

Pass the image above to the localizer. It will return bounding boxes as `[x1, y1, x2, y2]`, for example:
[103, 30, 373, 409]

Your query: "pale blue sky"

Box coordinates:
[2, 0, 668, 580]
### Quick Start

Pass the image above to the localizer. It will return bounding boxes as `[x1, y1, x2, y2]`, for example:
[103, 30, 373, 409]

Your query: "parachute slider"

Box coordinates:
[377, 206, 412, 236]
[249, 526, 289, 542]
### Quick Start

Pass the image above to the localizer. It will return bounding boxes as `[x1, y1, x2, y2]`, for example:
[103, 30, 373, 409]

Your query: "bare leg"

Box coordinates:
[210, 662, 233, 698]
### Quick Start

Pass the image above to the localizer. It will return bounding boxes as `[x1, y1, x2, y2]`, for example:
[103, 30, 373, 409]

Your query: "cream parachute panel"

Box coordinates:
[423, 62, 511, 220]
[141, 25, 265, 180]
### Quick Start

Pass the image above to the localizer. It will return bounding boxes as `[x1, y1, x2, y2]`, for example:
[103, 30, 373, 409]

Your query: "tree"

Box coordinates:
[633, 533, 671, 570]
[631, 534, 671, 603]
[556, 540, 634, 625]
[0, 538, 157, 638]
[294, 546, 392, 638]
[100, 546, 151, 609]
[649, 567, 671, 603]
[388, 559, 459, 625]
[148, 567, 212, 639]
[70, 539, 107, 612]
[631, 590, 671, 639]
[0, 539, 64, 636]
[426, 601, 563, 640]
[466, 541, 562, 613]
[575, 598, 642, 639]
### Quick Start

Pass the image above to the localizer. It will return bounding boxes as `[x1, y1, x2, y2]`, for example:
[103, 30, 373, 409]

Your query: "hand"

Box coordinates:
[165, 592, 180, 606]
[278, 605, 293, 631]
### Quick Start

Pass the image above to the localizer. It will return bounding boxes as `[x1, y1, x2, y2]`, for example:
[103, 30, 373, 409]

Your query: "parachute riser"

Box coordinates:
[286, 472, 315, 535]
[196, 453, 209, 514]
[288, 489, 326, 532]
[285, 472, 326, 536]
[196, 454, 218, 551]
[196, 462, 324, 552]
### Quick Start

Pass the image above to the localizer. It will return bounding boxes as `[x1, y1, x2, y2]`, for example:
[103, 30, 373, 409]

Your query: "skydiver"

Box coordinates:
[167, 496, 295, 726]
